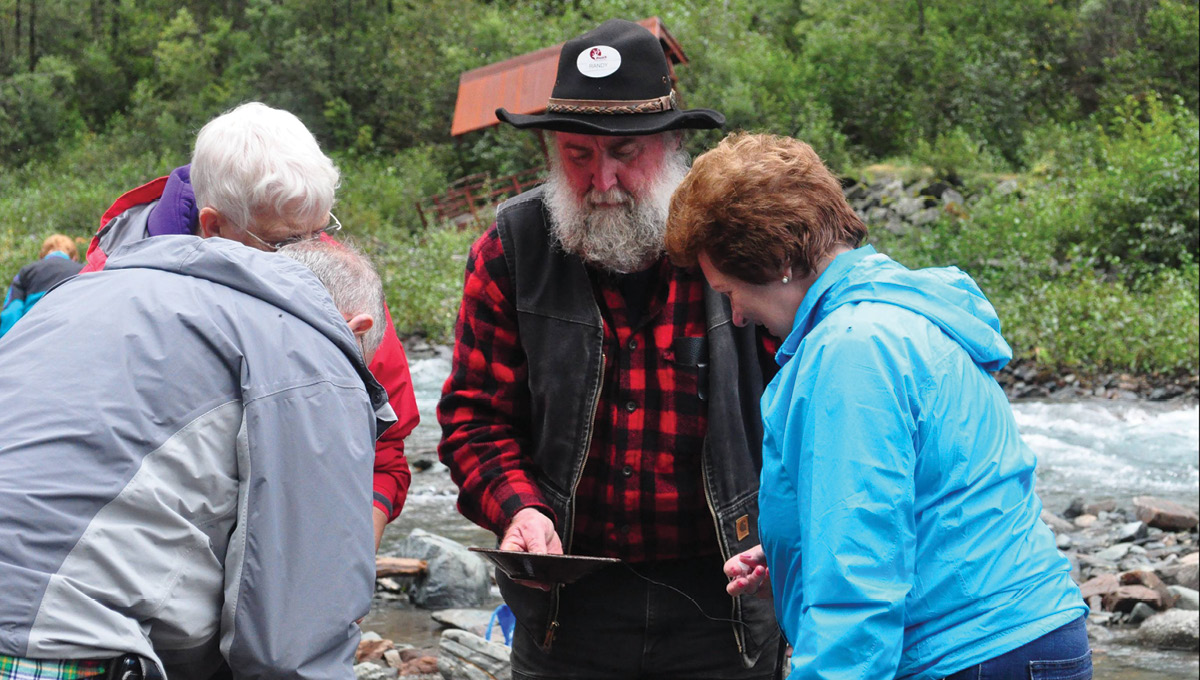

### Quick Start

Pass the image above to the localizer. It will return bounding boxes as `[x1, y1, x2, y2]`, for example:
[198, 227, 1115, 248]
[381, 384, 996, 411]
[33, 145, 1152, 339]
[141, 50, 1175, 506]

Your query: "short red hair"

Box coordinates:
[666, 133, 866, 284]
[40, 234, 78, 261]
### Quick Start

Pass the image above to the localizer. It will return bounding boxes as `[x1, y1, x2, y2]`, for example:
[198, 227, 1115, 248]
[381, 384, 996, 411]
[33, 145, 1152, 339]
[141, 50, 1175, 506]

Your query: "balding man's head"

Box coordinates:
[276, 239, 385, 362]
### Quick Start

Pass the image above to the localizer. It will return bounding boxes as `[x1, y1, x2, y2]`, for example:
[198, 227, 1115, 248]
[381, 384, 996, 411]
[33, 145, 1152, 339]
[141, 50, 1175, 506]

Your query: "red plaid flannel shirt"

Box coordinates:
[440, 225, 770, 562]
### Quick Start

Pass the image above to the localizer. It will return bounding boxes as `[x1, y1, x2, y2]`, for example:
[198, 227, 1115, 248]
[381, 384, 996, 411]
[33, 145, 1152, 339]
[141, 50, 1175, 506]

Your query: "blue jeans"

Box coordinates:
[943, 616, 1091, 680]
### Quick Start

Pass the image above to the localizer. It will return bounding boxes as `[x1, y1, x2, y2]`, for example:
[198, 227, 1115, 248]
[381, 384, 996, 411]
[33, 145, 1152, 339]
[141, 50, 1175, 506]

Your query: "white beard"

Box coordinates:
[543, 149, 690, 273]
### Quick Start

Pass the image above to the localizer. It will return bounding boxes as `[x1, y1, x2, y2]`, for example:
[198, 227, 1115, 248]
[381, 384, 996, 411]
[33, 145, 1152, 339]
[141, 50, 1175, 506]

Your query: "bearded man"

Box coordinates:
[437, 19, 781, 680]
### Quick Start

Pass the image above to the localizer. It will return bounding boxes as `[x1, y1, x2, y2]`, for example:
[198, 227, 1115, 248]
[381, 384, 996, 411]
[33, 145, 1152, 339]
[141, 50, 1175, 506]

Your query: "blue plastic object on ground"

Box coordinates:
[485, 603, 515, 647]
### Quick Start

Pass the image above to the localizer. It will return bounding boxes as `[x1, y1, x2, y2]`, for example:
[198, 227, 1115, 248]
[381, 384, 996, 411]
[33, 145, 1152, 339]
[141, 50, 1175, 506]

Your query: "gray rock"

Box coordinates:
[396, 529, 491, 609]
[865, 206, 890, 224]
[1161, 552, 1200, 590]
[883, 217, 909, 235]
[1137, 610, 1200, 651]
[1115, 521, 1148, 543]
[893, 196, 925, 218]
[1057, 534, 1073, 551]
[438, 629, 511, 680]
[432, 608, 509, 644]
[941, 189, 964, 206]
[1129, 602, 1157, 625]
[1169, 586, 1200, 611]
[844, 183, 868, 201]
[1064, 498, 1087, 519]
[1096, 543, 1133, 562]
[910, 207, 942, 226]
[994, 179, 1019, 196]
[355, 662, 398, 680]
[879, 178, 905, 199]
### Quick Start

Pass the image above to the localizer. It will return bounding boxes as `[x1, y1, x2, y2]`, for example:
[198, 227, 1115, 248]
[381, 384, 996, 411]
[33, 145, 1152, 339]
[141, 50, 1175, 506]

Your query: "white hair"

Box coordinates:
[543, 133, 690, 273]
[276, 239, 387, 358]
[191, 102, 340, 233]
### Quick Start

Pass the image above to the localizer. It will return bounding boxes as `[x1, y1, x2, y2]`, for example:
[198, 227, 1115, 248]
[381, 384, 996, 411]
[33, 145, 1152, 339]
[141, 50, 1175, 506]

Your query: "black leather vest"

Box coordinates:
[493, 188, 778, 665]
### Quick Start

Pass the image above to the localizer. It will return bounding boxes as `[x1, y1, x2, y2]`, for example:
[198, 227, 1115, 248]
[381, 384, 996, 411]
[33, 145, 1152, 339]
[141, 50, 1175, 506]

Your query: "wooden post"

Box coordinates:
[415, 201, 429, 229]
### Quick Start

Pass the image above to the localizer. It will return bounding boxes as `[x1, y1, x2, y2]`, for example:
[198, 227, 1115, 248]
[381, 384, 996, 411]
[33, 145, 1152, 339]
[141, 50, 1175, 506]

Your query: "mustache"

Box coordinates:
[585, 187, 633, 206]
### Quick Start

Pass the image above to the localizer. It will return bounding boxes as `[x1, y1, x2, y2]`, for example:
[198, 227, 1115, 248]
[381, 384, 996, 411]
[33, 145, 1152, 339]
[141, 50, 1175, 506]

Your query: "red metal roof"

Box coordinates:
[451, 17, 688, 137]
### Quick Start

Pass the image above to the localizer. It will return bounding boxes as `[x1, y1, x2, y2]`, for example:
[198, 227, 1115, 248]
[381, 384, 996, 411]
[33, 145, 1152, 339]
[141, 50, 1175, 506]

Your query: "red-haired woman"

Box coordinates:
[666, 133, 1090, 680]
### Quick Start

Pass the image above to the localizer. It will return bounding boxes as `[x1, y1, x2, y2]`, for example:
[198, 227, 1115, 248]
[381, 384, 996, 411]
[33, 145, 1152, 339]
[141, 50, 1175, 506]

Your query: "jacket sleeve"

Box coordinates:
[221, 379, 376, 678]
[0, 270, 30, 337]
[781, 330, 918, 680]
[367, 304, 419, 521]
[436, 224, 553, 535]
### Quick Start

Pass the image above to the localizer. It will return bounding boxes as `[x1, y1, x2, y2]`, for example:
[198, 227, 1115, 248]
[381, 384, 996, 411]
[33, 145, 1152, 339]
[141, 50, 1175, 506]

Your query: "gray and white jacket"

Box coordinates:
[0, 236, 394, 678]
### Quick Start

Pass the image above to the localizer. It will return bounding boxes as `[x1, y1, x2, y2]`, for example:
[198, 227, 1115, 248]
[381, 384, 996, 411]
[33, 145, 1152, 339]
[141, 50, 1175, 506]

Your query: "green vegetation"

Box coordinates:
[1, 0, 1196, 368]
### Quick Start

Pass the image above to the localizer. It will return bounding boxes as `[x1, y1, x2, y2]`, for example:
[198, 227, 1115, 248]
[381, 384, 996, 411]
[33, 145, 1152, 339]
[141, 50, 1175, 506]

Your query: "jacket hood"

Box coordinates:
[781, 245, 1012, 371]
[102, 235, 394, 421]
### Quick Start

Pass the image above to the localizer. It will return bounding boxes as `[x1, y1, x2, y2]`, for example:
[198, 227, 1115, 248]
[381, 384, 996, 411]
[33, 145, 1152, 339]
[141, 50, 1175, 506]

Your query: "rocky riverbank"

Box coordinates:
[355, 494, 1198, 679]
[995, 358, 1199, 402]
[1048, 495, 1200, 657]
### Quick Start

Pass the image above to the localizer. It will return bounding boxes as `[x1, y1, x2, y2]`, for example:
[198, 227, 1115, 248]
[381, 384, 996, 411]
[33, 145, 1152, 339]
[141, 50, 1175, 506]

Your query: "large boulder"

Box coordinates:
[395, 529, 491, 609]
[438, 629, 511, 680]
[1137, 610, 1199, 651]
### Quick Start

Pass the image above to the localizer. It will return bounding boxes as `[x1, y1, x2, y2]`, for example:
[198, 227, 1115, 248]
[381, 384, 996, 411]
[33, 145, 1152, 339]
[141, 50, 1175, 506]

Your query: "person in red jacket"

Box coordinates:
[85, 102, 419, 550]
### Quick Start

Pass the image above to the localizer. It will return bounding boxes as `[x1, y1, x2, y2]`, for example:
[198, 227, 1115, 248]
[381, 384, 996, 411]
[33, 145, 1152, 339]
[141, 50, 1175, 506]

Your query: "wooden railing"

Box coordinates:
[416, 166, 547, 230]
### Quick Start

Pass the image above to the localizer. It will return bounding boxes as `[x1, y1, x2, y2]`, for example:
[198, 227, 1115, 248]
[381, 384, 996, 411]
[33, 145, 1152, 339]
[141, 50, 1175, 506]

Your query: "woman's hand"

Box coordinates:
[724, 544, 772, 599]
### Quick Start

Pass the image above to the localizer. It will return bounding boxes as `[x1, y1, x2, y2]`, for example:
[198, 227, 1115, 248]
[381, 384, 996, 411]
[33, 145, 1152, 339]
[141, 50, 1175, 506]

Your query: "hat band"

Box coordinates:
[546, 90, 678, 116]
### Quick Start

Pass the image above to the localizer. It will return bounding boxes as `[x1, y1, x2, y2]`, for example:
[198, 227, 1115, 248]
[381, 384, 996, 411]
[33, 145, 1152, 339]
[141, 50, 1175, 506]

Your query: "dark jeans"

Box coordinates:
[510, 554, 780, 680]
[943, 616, 1091, 680]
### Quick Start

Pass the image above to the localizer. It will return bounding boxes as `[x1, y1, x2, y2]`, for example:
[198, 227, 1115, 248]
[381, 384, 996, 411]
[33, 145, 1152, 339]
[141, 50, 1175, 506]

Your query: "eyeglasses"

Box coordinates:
[244, 213, 342, 251]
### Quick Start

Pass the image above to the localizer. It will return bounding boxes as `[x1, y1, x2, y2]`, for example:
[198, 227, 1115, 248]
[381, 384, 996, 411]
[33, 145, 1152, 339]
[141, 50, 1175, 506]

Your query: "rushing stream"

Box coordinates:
[369, 352, 1200, 678]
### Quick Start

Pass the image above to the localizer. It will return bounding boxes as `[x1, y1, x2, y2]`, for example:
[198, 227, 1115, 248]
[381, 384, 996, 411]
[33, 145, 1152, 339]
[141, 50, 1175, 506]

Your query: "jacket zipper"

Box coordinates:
[702, 447, 746, 655]
[544, 347, 606, 651]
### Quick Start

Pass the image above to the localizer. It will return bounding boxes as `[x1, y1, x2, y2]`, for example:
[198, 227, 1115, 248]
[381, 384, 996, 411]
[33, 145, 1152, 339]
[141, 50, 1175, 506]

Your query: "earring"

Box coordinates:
[781, 275, 790, 284]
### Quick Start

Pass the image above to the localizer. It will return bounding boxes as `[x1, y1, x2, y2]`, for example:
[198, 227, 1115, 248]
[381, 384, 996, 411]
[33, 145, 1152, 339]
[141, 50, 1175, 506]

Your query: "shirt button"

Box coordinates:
[622, 465, 633, 477]
[627, 338, 638, 350]
[625, 400, 638, 413]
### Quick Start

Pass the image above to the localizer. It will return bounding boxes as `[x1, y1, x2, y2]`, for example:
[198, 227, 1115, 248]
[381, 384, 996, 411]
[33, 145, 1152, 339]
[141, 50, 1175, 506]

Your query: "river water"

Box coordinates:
[369, 353, 1200, 678]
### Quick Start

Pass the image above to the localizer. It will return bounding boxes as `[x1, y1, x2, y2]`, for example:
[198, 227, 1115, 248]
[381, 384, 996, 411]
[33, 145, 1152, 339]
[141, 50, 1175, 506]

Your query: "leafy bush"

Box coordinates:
[910, 128, 1007, 183]
[1000, 264, 1199, 374]
[1034, 94, 1199, 279]
[371, 224, 478, 344]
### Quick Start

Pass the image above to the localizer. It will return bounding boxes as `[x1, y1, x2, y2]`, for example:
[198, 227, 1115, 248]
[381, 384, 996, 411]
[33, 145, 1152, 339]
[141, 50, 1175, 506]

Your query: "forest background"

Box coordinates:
[1, 0, 1197, 376]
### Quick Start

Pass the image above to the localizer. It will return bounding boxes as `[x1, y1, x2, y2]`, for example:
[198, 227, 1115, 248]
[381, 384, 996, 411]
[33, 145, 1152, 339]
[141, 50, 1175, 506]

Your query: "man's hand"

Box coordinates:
[499, 507, 563, 591]
[500, 507, 563, 554]
[724, 544, 772, 599]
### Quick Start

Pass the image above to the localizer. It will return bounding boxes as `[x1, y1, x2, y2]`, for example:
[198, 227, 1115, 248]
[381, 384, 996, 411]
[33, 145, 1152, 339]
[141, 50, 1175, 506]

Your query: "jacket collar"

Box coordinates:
[777, 244, 877, 364]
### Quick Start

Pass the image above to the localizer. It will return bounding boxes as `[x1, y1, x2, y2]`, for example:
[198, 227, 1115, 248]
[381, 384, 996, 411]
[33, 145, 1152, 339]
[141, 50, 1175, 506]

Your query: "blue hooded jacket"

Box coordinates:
[759, 245, 1086, 679]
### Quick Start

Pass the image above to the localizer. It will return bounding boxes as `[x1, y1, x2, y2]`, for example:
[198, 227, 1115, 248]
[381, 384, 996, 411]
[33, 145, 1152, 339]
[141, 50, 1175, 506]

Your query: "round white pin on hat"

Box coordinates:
[576, 45, 621, 78]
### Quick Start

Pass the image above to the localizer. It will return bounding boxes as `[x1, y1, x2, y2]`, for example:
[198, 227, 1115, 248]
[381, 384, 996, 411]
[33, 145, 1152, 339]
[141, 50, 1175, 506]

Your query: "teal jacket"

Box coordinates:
[759, 245, 1086, 679]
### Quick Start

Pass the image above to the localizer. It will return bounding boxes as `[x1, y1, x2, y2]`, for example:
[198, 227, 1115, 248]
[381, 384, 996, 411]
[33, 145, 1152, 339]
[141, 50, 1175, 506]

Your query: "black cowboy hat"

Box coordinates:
[496, 19, 725, 136]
